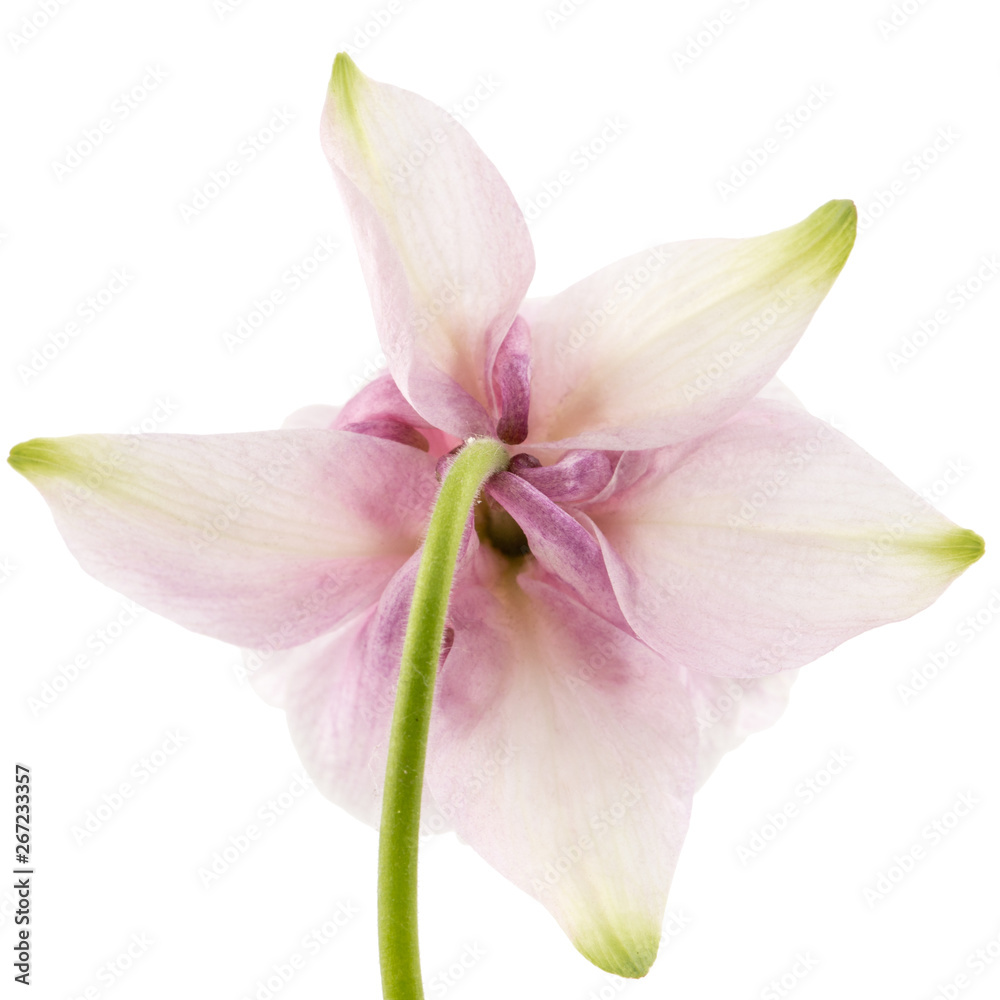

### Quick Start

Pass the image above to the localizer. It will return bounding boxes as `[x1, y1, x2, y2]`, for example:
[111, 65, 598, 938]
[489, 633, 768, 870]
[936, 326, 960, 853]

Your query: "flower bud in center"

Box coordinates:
[474, 491, 529, 558]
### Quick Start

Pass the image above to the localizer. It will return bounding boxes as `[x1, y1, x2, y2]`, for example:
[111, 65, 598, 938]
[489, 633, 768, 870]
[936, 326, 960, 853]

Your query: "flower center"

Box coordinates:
[474, 492, 529, 558]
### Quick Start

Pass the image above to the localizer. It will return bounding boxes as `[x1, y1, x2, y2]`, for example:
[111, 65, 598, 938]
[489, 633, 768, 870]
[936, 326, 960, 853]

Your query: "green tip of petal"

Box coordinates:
[330, 52, 362, 93]
[573, 914, 661, 979]
[777, 198, 857, 286]
[8, 438, 80, 481]
[807, 198, 857, 258]
[925, 527, 985, 570]
[329, 52, 367, 139]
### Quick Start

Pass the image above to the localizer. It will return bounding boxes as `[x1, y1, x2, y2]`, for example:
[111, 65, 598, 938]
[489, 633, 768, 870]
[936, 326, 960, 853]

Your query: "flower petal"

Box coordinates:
[584, 396, 984, 676]
[250, 608, 389, 827]
[483, 471, 627, 630]
[521, 201, 857, 449]
[322, 55, 535, 436]
[250, 550, 449, 830]
[281, 404, 341, 429]
[426, 552, 697, 978]
[511, 448, 614, 504]
[332, 372, 460, 457]
[684, 668, 798, 789]
[8, 431, 437, 648]
[491, 314, 532, 445]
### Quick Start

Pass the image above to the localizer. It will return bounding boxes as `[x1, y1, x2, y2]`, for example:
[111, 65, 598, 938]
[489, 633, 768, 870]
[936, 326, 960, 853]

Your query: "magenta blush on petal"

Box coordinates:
[341, 419, 430, 452]
[333, 372, 460, 456]
[512, 449, 614, 504]
[484, 471, 628, 631]
[491, 315, 532, 445]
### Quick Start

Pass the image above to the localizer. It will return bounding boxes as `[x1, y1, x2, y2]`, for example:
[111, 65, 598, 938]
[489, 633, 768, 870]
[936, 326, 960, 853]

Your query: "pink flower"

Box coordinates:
[9, 55, 983, 978]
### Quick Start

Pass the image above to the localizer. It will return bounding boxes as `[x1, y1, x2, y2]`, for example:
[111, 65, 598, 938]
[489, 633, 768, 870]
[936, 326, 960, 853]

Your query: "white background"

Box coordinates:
[2, 0, 999, 997]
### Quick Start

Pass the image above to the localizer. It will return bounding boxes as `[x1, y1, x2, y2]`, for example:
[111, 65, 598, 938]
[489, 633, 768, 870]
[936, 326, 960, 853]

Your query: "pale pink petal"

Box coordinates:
[282, 404, 341, 429]
[683, 668, 799, 789]
[332, 372, 427, 429]
[250, 609, 388, 826]
[9, 431, 437, 648]
[251, 551, 448, 830]
[584, 396, 984, 676]
[332, 372, 461, 456]
[521, 201, 856, 450]
[426, 554, 697, 978]
[321, 55, 535, 436]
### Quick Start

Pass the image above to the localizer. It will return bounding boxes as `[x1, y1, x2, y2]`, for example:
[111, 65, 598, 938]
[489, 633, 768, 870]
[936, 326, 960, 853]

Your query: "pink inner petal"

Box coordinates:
[333, 372, 461, 457]
[513, 449, 614, 504]
[491, 315, 532, 445]
[484, 471, 628, 630]
[341, 418, 429, 452]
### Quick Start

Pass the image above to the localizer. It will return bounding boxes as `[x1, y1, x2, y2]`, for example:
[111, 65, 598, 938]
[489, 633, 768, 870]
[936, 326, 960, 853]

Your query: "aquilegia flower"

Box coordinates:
[9, 55, 983, 981]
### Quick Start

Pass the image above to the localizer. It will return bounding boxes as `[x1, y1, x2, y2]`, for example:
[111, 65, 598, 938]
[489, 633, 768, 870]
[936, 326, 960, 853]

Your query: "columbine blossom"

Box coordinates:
[9, 55, 982, 979]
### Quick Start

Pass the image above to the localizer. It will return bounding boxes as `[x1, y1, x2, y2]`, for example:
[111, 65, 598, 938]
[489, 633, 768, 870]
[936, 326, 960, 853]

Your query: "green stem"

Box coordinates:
[378, 438, 508, 1000]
